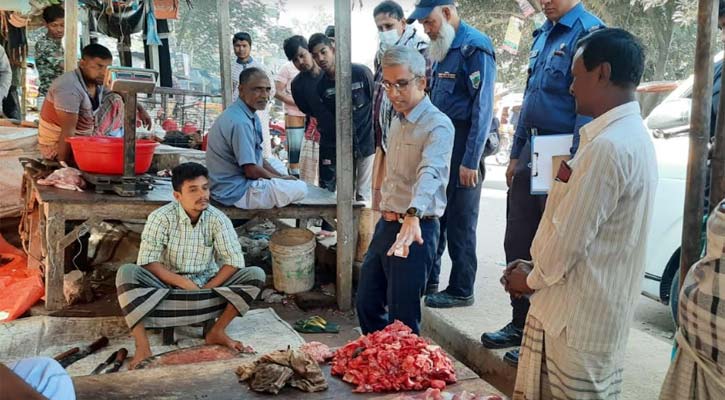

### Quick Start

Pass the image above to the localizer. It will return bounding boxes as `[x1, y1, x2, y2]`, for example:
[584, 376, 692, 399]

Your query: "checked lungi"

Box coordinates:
[659, 200, 725, 400]
[116, 264, 265, 329]
[514, 316, 625, 400]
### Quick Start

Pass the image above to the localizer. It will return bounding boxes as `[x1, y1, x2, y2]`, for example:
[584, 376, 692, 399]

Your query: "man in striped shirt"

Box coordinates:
[504, 28, 657, 399]
[116, 162, 265, 369]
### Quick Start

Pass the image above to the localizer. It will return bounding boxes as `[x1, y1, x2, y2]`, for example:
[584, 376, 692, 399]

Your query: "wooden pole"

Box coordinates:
[334, 0, 354, 311]
[710, 38, 725, 212]
[64, 0, 79, 72]
[681, 0, 716, 284]
[217, 0, 233, 108]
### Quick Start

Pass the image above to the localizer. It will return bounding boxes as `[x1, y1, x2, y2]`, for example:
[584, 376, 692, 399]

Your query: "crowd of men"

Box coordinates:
[4, 0, 725, 399]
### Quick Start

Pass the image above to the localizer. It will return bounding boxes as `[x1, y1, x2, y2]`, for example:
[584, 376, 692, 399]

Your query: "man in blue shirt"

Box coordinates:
[480, 0, 602, 366]
[408, 1, 497, 308]
[206, 67, 307, 209]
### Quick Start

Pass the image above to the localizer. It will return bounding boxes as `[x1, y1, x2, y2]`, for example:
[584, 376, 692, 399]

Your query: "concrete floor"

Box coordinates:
[421, 163, 674, 399]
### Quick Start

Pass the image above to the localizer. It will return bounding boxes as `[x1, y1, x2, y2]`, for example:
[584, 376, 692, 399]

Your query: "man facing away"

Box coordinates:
[407, 1, 497, 307]
[206, 67, 307, 209]
[356, 46, 453, 335]
[481, 0, 603, 367]
[503, 28, 657, 399]
[116, 162, 267, 369]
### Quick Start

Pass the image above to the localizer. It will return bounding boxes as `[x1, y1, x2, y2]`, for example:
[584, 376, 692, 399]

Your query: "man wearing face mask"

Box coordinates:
[372, 1, 431, 154]
[480, 0, 602, 367]
[407, 1, 496, 308]
[371, 1, 432, 210]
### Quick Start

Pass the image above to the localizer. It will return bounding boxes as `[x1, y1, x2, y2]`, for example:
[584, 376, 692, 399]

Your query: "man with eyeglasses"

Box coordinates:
[356, 46, 453, 335]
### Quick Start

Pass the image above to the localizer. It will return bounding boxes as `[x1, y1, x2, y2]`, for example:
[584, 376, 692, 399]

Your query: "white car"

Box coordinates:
[641, 51, 723, 319]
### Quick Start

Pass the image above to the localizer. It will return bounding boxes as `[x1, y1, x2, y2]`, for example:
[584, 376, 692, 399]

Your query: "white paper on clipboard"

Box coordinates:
[531, 134, 573, 194]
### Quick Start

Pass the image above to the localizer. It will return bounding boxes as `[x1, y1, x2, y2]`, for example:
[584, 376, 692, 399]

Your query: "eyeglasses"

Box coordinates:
[381, 77, 420, 92]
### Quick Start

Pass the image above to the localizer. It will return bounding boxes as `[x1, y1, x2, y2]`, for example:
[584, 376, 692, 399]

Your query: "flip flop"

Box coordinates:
[293, 316, 340, 333]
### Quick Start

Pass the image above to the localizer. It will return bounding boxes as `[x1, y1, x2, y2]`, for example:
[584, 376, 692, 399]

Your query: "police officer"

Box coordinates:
[480, 0, 602, 366]
[408, 1, 496, 308]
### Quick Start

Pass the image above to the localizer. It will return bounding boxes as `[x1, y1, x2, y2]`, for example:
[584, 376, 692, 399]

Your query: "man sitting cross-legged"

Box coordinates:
[116, 162, 266, 369]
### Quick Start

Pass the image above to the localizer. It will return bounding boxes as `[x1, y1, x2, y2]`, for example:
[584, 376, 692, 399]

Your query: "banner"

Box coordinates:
[502, 16, 524, 55]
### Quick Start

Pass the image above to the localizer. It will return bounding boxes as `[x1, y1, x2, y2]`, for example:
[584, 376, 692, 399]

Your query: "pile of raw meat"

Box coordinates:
[331, 320, 457, 393]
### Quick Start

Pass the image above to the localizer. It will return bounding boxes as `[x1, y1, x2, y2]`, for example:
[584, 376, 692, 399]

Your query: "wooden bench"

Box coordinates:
[22, 175, 363, 311]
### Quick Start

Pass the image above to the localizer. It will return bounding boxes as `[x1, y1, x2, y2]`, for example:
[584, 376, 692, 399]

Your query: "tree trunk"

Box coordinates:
[649, 0, 676, 81]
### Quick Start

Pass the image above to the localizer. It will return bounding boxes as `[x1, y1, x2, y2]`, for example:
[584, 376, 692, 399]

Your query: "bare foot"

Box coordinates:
[205, 329, 246, 352]
[129, 345, 152, 370]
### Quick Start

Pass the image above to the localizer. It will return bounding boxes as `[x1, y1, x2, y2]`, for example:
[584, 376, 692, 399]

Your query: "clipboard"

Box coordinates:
[531, 134, 573, 194]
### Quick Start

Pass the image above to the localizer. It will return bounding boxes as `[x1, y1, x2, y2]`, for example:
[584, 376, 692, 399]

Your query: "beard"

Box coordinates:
[428, 20, 456, 62]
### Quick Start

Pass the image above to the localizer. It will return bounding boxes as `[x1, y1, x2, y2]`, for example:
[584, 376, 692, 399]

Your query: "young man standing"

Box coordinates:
[116, 162, 267, 369]
[357, 46, 453, 335]
[309, 33, 376, 202]
[35, 5, 65, 101]
[287, 35, 329, 186]
[504, 28, 657, 399]
[206, 67, 307, 209]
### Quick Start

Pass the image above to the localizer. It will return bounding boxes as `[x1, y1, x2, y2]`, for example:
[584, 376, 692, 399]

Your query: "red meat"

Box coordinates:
[331, 321, 457, 393]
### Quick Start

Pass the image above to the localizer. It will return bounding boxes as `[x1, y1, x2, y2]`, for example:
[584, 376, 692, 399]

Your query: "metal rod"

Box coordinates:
[334, 0, 354, 311]
[710, 38, 725, 212]
[681, 0, 717, 284]
[217, 0, 233, 108]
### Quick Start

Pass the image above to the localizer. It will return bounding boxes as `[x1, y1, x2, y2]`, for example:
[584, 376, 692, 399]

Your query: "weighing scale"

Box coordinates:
[83, 66, 158, 196]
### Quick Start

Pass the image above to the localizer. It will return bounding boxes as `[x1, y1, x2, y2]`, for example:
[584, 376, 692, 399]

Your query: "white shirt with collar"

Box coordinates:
[527, 101, 658, 353]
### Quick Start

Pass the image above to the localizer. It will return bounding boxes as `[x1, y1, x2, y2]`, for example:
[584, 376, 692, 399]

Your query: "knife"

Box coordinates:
[90, 348, 128, 375]
[57, 337, 109, 368]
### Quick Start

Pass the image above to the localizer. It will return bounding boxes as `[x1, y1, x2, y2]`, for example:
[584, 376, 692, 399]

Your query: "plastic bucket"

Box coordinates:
[269, 228, 315, 294]
[66, 136, 158, 175]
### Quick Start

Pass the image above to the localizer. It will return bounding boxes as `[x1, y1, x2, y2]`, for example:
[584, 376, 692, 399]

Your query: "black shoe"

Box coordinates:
[480, 322, 523, 349]
[424, 283, 439, 296]
[424, 291, 474, 308]
[503, 348, 520, 366]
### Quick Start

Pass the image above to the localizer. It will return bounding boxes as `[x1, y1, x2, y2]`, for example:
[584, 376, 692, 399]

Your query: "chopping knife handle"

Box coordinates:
[114, 348, 128, 364]
[53, 347, 79, 362]
[88, 337, 110, 353]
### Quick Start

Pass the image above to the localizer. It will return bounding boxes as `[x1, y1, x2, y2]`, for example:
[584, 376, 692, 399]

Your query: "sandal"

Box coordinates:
[293, 316, 340, 333]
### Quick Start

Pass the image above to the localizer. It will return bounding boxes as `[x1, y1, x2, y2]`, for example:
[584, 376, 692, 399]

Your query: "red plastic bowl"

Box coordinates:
[66, 136, 158, 175]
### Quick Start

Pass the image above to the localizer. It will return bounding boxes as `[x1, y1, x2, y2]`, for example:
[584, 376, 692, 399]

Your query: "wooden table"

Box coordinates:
[72, 356, 503, 399]
[23, 175, 363, 311]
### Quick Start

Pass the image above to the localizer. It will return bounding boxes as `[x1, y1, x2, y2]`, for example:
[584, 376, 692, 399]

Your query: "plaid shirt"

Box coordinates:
[138, 202, 245, 286]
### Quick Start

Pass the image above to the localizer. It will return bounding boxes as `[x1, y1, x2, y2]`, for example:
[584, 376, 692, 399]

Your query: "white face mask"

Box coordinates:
[379, 29, 401, 49]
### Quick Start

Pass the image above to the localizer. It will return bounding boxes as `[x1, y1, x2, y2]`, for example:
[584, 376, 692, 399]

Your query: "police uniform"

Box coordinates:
[504, 4, 603, 334]
[425, 20, 497, 302]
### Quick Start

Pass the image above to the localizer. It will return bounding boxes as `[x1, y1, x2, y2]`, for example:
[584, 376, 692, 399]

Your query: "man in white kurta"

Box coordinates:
[504, 28, 658, 399]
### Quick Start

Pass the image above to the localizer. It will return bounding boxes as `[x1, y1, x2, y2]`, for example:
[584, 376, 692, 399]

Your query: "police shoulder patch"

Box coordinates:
[469, 70, 481, 90]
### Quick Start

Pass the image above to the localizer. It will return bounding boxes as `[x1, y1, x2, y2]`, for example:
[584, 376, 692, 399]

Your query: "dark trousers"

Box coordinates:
[429, 121, 484, 298]
[356, 218, 440, 335]
[504, 140, 547, 329]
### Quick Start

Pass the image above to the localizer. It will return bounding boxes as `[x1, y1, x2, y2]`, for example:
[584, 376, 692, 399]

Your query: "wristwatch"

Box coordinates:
[405, 207, 422, 219]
